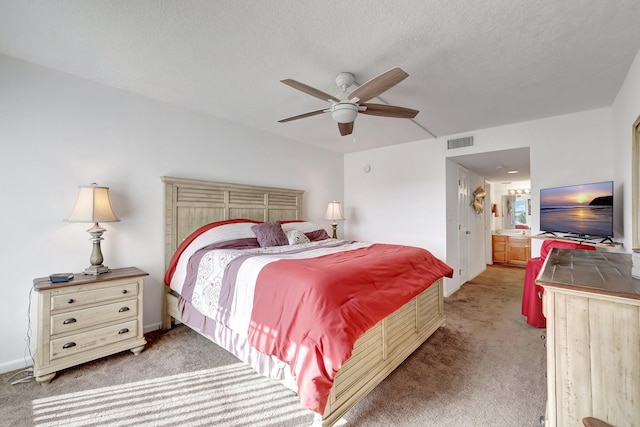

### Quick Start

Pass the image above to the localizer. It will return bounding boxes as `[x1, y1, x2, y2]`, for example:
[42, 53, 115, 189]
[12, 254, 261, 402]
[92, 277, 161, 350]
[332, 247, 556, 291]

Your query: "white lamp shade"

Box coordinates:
[324, 201, 345, 221]
[66, 183, 120, 223]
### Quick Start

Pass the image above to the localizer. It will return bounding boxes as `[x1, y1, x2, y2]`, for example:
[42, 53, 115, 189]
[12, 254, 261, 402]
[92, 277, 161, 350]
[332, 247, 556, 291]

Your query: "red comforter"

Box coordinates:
[247, 243, 453, 413]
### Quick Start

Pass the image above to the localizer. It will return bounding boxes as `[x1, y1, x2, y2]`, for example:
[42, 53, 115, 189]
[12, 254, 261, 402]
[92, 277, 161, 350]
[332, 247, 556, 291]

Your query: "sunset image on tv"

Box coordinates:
[539, 181, 613, 237]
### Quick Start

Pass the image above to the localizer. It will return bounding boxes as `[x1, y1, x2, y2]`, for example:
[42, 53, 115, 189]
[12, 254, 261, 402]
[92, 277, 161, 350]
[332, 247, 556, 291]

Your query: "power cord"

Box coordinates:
[9, 285, 36, 385]
[9, 367, 34, 385]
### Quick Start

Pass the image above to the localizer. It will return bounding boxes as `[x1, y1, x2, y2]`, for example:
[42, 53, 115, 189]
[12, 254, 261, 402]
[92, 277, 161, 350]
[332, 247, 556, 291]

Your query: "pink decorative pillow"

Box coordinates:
[251, 221, 289, 247]
[286, 229, 311, 245]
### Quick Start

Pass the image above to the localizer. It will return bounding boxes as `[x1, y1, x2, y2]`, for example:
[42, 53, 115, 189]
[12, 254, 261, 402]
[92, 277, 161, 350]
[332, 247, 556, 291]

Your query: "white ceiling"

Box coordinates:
[1, 1, 639, 174]
[450, 147, 531, 182]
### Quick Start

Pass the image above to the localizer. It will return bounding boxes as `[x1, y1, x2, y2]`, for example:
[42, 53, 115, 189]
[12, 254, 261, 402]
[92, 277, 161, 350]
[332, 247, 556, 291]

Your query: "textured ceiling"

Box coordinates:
[450, 147, 531, 182]
[1, 0, 640, 158]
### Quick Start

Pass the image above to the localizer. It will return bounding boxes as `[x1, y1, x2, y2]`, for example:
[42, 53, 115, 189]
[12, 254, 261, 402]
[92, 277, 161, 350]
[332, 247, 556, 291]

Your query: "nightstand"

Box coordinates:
[32, 267, 148, 383]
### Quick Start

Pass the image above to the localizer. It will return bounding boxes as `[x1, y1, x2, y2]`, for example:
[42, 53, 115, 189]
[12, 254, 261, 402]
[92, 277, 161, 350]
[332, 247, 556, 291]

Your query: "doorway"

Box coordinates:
[446, 147, 531, 285]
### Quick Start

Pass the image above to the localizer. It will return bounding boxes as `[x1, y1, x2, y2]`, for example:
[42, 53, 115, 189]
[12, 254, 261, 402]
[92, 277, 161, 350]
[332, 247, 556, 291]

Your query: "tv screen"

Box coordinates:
[539, 181, 613, 239]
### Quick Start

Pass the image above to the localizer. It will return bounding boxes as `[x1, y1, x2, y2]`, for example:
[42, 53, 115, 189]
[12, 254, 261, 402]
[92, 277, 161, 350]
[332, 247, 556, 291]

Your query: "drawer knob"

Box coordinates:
[67, 299, 75, 304]
[63, 318, 77, 325]
[118, 307, 130, 313]
[62, 342, 76, 349]
[122, 289, 128, 294]
[118, 328, 130, 335]
[537, 291, 543, 299]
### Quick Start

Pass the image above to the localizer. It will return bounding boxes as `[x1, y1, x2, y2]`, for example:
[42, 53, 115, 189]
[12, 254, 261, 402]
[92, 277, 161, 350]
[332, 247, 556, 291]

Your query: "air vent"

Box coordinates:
[447, 135, 474, 150]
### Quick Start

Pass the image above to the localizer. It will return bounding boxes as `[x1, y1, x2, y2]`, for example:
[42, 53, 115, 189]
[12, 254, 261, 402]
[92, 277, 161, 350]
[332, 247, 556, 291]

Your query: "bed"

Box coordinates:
[161, 176, 452, 426]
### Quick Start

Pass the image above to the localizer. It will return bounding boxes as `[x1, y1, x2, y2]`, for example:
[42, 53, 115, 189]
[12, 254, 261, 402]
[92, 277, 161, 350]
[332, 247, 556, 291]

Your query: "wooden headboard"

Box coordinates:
[161, 176, 304, 269]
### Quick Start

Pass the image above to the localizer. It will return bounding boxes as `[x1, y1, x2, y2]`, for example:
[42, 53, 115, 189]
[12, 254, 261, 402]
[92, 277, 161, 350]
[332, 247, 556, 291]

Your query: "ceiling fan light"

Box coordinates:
[331, 102, 358, 123]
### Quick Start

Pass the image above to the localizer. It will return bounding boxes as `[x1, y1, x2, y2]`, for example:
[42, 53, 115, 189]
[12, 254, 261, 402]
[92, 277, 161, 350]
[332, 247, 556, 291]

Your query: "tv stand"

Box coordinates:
[537, 251, 639, 426]
[598, 236, 615, 244]
[532, 234, 622, 248]
[536, 231, 558, 237]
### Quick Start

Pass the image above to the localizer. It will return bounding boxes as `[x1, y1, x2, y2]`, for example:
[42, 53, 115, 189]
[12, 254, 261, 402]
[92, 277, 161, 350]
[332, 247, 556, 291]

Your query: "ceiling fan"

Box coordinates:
[278, 67, 419, 136]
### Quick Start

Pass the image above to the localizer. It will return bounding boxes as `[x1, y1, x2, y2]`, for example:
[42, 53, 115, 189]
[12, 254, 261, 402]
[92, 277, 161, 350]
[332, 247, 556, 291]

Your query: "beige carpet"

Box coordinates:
[0, 265, 546, 426]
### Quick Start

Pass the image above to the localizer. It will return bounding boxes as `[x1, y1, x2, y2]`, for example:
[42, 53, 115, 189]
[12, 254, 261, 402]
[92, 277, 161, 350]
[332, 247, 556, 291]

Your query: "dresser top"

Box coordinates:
[536, 249, 640, 300]
[33, 266, 148, 291]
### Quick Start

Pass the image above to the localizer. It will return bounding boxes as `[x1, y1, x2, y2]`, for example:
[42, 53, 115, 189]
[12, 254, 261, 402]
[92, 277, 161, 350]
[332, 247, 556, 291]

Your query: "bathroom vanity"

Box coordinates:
[492, 231, 531, 266]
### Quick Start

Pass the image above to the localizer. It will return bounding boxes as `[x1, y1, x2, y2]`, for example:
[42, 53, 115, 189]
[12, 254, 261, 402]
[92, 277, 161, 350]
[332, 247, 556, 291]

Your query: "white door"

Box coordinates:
[458, 167, 470, 285]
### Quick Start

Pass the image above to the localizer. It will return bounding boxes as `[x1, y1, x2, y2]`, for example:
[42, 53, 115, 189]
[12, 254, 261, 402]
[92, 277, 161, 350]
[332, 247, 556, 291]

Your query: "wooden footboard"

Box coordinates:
[320, 277, 444, 426]
[164, 278, 444, 426]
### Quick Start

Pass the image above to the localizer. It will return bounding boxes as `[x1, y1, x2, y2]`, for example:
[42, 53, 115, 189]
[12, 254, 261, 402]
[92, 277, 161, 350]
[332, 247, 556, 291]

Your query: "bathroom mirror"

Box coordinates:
[514, 199, 527, 224]
[502, 195, 516, 229]
[502, 194, 531, 229]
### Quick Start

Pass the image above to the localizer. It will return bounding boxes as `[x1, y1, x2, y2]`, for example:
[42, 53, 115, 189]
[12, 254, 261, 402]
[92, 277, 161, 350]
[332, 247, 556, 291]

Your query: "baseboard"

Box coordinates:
[144, 322, 162, 334]
[144, 320, 182, 333]
[443, 264, 489, 297]
[444, 284, 460, 297]
[0, 356, 33, 375]
[443, 276, 460, 297]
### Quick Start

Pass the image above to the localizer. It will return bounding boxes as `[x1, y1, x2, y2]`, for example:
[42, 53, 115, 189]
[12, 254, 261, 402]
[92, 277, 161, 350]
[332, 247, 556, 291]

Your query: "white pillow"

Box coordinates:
[281, 221, 322, 233]
[285, 229, 311, 245]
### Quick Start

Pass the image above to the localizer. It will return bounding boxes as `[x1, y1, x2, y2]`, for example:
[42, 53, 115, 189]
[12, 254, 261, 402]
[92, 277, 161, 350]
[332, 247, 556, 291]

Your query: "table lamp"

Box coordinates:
[324, 201, 345, 239]
[66, 183, 120, 275]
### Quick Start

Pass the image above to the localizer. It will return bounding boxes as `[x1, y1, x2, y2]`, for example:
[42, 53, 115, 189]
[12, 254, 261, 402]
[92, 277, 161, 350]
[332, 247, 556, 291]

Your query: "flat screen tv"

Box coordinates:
[539, 181, 613, 240]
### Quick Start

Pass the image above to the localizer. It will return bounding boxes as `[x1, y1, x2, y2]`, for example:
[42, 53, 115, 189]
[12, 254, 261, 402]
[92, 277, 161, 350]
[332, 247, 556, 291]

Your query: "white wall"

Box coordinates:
[345, 107, 614, 296]
[344, 139, 450, 252]
[613, 49, 640, 250]
[0, 55, 344, 373]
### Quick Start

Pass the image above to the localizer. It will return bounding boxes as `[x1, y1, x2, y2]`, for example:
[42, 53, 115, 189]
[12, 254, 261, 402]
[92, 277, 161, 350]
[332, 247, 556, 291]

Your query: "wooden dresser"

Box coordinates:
[537, 249, 640, 427]
[33, 267, 148, 383]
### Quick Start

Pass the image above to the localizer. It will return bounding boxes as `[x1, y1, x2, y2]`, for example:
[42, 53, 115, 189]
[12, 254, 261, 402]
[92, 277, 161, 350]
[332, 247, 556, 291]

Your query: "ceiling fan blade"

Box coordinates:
[360, 103, 419, 119]
[278, 109, 327, 123]
[281, 79, 341, 103]
[349, 67, 409, 103]
[338, 122, 354, 136]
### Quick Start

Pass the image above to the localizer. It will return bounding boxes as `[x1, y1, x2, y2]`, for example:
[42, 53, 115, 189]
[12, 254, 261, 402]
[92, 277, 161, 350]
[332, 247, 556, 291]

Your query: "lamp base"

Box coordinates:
[331, 222, 338, 239]
[83, 223, 110, 275]
[83, 264, 111, 275]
